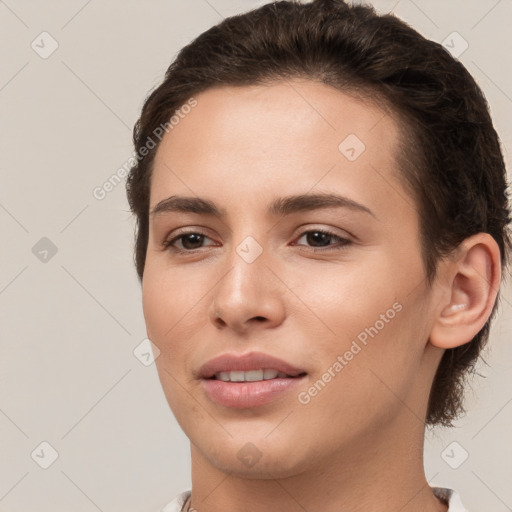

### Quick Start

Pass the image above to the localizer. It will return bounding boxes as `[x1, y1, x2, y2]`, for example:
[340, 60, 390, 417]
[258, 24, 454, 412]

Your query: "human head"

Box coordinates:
[126, 0, 510, 428]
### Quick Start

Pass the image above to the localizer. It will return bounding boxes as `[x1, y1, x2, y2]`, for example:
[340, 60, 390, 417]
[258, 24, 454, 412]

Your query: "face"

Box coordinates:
[142, 80, 442, 478]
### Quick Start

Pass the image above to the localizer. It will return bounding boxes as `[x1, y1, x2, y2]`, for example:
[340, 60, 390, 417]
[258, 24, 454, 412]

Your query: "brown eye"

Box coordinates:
[294, 229, 351, 251]
[163, 231, 215, 252]
[178, 233, 206, 250]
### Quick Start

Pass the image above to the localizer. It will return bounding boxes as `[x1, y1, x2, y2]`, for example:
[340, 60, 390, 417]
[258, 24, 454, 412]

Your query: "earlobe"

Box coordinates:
[429, 233, 501, 350]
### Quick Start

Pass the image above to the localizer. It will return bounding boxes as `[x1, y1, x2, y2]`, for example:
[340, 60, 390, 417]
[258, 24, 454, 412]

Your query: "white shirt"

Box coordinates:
[160, 487, 468, 511]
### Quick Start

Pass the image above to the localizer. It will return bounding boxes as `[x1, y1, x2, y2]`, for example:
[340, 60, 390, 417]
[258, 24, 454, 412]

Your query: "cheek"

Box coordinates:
[296, 300, 427, 438]
[142, 269, 205, 413]
[142, 265, 213, 386]
[290, 257, 400, 338]
[142, 264, 204, 339]
[295, 251, 428, 386]
[141, 274, 167, 341]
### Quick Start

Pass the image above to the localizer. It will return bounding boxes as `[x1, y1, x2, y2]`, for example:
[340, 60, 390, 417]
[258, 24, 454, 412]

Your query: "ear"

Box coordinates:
[429, 233, 502, 349]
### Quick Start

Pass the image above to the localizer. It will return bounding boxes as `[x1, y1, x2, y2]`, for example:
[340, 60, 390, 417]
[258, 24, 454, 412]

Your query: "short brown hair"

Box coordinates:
[126, 0, 511, 426]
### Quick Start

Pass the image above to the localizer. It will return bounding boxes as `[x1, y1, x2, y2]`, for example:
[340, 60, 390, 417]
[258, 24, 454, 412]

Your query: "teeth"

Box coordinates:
[213, 369, 290, 382]
[245, 370, 263, 381]
[263, 369, 278, 379]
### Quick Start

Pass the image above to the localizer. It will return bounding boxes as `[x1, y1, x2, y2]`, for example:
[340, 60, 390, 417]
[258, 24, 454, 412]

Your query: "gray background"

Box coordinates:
[0, 0, 511, 510]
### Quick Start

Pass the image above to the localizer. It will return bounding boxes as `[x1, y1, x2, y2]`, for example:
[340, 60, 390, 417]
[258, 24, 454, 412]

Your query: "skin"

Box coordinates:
[142, 79, 500, 512]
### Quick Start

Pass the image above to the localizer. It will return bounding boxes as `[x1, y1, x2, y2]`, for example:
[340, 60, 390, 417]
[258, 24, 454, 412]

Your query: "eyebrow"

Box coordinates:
[150, 192, 376, 219]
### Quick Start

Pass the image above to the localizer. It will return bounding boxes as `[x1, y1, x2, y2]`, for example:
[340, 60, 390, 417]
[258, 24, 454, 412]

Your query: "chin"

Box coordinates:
[193, 434, 313, 479]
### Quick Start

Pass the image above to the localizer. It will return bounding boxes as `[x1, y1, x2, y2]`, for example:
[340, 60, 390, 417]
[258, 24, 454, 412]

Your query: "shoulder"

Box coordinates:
[432, 487, 469, 511]
[160, 489, 192, 512]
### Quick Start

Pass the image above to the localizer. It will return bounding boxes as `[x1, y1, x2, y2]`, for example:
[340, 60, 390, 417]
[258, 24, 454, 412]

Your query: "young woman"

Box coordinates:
[125, 1, 511, 510]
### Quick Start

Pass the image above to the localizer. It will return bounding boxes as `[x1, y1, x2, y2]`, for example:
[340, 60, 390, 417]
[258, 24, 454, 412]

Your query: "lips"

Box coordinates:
[197, 351, 308, 408]
[197, 351, 307, 380]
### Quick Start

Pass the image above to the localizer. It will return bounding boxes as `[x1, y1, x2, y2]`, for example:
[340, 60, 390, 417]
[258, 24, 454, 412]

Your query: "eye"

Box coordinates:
[293, 229, 351, 251]
[162, 228, 351, 255]
[163, 231, 216, 253]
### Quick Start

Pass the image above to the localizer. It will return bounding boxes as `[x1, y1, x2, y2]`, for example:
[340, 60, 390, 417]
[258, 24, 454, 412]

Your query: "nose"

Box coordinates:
[208, 244, 286, 334]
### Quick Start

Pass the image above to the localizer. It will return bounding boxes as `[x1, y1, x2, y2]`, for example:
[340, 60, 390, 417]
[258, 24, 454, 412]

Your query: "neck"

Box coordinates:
[186, 413, 447, 512]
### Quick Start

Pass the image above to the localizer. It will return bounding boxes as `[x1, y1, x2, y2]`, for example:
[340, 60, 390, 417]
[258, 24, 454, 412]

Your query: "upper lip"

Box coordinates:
[198, 351, 307, 379]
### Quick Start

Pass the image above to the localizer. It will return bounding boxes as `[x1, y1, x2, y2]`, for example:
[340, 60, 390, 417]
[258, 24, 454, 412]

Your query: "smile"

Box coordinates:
[212, 369, 301, 382]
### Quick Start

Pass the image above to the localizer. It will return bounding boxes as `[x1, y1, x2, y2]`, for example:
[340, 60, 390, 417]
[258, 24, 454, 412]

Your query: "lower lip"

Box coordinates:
[201, 376, 307, 408]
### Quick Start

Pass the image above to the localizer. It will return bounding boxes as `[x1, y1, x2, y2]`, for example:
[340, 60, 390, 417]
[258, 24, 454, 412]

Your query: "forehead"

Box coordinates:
[150, 79, 409, 219]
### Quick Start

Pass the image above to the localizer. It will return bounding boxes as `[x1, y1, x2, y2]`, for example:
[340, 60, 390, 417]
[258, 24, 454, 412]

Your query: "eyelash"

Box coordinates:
[162, 228, 351, 255]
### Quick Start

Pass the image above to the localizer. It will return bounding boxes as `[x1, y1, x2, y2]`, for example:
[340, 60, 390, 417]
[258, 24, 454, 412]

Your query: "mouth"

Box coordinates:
[198, 351, 307, 379]
[207, 369, 308, 382]
[198, 351, 308, 408]
[201, 373, 307, 408]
